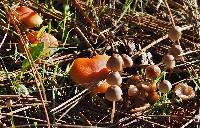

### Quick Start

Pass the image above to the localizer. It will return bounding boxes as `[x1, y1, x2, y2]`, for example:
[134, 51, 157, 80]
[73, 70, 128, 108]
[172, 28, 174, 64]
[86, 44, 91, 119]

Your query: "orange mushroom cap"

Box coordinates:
[14, 6, 43, 28]
[19, 31, 59, 58]
[95, 81, 111, 94]
[70, 54, 110, 85]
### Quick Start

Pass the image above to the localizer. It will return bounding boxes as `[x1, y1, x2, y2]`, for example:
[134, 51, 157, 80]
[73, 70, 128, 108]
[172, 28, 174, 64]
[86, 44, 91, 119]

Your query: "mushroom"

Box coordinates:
[105, 85, 122, 123]
[168, 26, 182, 42]
[168, 25, 193, 42]
[169, 45, 183, 60]
[95, 81, 111, 94]
[19, 31, 59, 59]
[105, 85, 122, 102]
[106, 71, 122, 86]
[148, 91, 160, 103]
[12, 6, 43, 28]
[128, 85, 139, 97]
[162, 54, 175, 69]
[174, 83, 195, 100]
[158, 80, 172, 93]
[70, 54, 110, 85]
[106, 53, 124, 72]
[145, 65, 161, 80]
[6, 99, 13, 108]
[127, 75, 144, 85]
[121, 54, 133, 68]
[136, 81, 157, 92]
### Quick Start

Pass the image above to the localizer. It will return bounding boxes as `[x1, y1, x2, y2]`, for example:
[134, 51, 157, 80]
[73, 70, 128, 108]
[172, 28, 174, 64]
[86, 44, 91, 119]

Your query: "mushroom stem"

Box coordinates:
[111, 101, 116, 123]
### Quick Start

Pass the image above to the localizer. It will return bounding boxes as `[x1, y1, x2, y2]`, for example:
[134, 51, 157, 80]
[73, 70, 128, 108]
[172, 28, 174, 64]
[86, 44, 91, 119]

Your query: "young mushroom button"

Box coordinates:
[106, 54, 124, 72]
[106, 71, 122, 86]
[162, 54, 175, 69]
[145, 65, 161, 80]
[121, 54, 133, 68]
[105, 85, 123, 101]
[168, 26, 182, 41]
[158, 80, 172, 93]
[169, 45, 183, 60]
[128, 85, 139, 97]
[19, 31, 59, 59]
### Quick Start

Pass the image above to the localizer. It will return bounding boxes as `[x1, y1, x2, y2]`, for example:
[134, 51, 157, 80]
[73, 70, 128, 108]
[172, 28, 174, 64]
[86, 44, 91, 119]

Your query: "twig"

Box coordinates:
[0, 22, 9, 48]
[171, 77, 200, 86]
[15, 123, 98, 128]
[53, 94, 83, 114]
[56, 100, 80, 122]
[1, 113, 47, 123]
[79, 112, 92, 126]
[0, 103, 47, 109]
[132, 34, 168, 57]
[75, 27, 95, 51]
[137, 116, 169, 128]
[180, 118, 194, 128]
[50, 89, 88, 113]
[164, 0, 175, 27]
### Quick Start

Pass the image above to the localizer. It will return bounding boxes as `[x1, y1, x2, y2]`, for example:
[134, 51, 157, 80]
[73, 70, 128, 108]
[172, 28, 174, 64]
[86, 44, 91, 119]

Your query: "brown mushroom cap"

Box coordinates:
[174, 83, 195, 100]
[168, 26, 182, 41]
[121, 54, 133, 68]
[162, 54, 175, 69]
[158, 80, 172, 93]
[169, 45, 183, 60]
[145, 65, 161, 80]
[136, 81, 157, 92]
[127, 75, 144, 85]
[106, 53, 124, 72]
[105, 85, 123, 101]
[149, 91, 160, 103]
[128, 85, 139, 97]
[106, 71, 122, 86]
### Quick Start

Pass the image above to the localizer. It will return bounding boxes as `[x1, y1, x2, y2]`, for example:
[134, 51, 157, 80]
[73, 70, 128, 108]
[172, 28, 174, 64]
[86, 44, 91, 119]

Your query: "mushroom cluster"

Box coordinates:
[70, 50, 197, 123]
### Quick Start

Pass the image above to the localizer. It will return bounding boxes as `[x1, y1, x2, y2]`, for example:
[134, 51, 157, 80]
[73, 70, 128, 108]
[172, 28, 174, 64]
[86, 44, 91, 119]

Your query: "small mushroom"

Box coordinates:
[70, 54, 110, 85]
[106, 53, 124, 72]
[128, 85, 139, 97]
[106, 71, 122, 86]
[169, 45, 183, 60]
[145, 65, 161, 80]
[127, 75, 144, 85]
[12, 6, 43, 28]
[121, 54, 133, 68]
[6, 99, 13, 108]
[162, 54, 175, 69]
[136, 81, 157, 92]
[158, 80, 172, 93]
[168, 26, 182, 41]
[174, 83, 195, 100]
[148, 91, 160, 103]
[105, 85, 122, 101]
[19, 31, 59, 59]
[105, 85, 122, 123]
